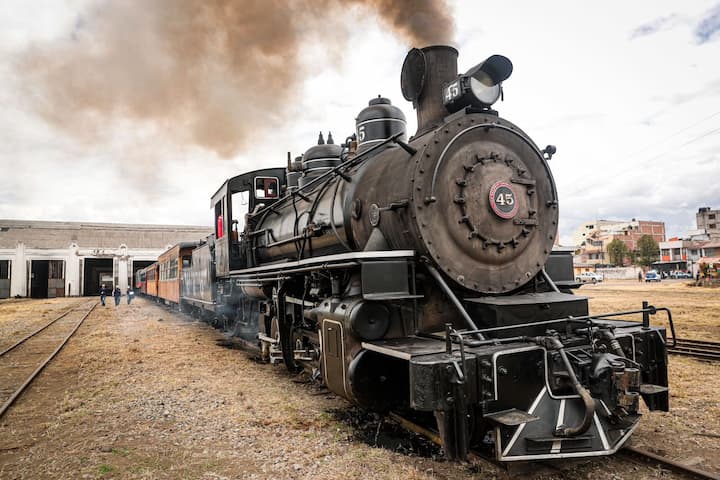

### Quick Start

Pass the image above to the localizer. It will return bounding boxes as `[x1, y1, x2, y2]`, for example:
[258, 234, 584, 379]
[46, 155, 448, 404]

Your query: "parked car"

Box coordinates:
[644, 270, 661, 282]
[669, 271, 692, 279]
[575, 271, 604, 284]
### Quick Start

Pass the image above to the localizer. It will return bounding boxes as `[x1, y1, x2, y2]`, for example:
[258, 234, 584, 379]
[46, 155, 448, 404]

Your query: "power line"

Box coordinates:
[562, 115, 720, 199]
[624, 110, 720, 158]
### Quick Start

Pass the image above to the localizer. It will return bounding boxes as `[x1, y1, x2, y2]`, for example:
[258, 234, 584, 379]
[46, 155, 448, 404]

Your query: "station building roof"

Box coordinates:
[0, 219, 212, 250]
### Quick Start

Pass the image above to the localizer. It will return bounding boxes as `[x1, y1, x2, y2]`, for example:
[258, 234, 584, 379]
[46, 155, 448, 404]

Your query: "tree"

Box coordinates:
[636, 235, 660, 267]
[607, 239, 629, 266]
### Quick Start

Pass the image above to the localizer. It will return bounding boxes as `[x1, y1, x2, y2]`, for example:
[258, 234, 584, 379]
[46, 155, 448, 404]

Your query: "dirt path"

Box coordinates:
[0, 291, 717, 479]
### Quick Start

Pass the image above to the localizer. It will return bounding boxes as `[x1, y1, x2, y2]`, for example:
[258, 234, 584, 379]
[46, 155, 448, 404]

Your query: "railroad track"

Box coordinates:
[0, 301, 97, 418]
[620, 445, 720, 480]
[668, 338, 720, 361]
[388, 412, 720, 480]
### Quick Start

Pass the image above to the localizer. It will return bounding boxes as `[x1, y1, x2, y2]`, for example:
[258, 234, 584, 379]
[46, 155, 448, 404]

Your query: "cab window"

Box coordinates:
[231, 190, 249, 235]
[255, 177, 279, 199]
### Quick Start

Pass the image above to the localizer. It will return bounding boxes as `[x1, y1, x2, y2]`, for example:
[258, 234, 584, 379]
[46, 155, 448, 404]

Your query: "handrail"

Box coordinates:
[252, 132, 404, 218]
[453, 304, 671, 337]
[424, 260, 484, 340]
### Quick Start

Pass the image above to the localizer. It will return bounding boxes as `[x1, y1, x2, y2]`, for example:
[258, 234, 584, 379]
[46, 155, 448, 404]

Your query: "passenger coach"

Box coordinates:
[157, 242, 198, 305]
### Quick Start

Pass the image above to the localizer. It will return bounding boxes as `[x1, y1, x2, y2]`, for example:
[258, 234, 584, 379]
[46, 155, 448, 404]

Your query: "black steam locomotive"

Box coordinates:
[178, 46, 671, 462]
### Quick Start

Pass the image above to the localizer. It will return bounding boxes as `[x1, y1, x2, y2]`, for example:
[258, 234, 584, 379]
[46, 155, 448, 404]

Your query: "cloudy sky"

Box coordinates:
[0, 0, 718, 245]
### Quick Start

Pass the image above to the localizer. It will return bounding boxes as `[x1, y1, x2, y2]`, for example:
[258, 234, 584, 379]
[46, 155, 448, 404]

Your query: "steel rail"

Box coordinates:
[0, 300, 89, 357]
[387, 412, 485, 464]
[388, 412, 720, 479]
[668, 338, 720, 361]
[0, 302, 98, 419]
[621, 445, 720, 480]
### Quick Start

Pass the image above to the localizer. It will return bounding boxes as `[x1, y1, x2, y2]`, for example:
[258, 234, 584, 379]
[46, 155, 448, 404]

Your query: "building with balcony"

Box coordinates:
[696, 207, 720, 238]
[657, 238, 720, 276]
[573, 219, 666, 266]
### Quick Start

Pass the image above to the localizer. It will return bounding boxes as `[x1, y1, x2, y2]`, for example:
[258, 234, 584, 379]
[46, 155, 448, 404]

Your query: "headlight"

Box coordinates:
[443, 54, 513, 112]
[469, 73, 502, 105]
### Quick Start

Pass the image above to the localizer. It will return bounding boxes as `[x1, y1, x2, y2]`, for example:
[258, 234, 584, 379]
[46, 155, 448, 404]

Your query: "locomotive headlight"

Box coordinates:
[469, 72, 502, 105]
[443, 54, 513, 112]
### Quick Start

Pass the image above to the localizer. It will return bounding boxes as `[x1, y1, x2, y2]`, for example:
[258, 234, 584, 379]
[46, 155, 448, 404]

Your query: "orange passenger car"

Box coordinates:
[157, 242, 198, 305]
[145, 263, 159, 297]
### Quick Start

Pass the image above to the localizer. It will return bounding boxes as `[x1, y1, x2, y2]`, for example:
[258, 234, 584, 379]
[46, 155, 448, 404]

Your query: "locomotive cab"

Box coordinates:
[211, 168, 286, 276]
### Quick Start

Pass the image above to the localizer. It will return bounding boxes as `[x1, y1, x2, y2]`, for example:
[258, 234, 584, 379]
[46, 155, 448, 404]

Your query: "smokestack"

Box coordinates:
[401, 45, 458, 136]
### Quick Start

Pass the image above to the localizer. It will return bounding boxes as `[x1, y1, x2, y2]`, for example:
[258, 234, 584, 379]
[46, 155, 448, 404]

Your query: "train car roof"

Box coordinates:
[141, 262, 158, 273]
[158, 241, 201, 260]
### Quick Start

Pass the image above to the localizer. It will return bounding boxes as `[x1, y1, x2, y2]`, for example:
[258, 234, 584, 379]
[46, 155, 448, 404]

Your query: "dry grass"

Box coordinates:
[0, 288, 717, 479]
[0, 298, 488, 479]
[582, 279, 720, 341]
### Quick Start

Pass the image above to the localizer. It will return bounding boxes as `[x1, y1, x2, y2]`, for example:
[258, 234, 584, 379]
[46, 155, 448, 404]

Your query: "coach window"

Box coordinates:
[254, 177, 279, 200]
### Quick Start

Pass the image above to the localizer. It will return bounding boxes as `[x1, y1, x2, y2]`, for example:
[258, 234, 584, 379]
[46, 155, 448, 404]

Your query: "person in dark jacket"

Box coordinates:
[113, 286, 122, 306]
[127, 287, 134, 305]
[100, 284, 108, 306]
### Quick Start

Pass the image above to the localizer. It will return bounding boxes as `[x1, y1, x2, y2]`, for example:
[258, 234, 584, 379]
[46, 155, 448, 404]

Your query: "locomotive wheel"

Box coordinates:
[279, 314, 302, 373]
[276, 288, 303, 374]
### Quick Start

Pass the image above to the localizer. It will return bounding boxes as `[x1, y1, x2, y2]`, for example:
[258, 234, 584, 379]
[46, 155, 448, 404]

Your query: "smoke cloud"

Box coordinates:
[18, 0, 454, 157]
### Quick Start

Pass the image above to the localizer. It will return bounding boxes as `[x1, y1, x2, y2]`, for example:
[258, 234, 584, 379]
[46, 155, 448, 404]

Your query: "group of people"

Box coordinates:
[99, 285, 134, 306]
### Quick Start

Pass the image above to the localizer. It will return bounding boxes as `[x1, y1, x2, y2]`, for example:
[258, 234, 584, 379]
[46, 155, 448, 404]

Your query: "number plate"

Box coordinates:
[489, 181, 519, 219]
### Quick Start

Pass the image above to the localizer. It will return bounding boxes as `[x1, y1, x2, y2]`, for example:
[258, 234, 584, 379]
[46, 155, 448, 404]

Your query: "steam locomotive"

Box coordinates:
[140, 46, 671, 462]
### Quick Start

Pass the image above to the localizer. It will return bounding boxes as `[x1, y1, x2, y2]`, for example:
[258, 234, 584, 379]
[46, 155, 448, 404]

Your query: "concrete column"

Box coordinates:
[66, 243, 80, 296]
[10, 242, 26, 297]
[118, 256, 129, 292]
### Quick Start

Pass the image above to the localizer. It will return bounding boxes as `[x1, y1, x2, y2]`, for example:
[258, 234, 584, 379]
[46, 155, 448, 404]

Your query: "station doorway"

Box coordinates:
[0, 260, 10, 299]
[30, 260, 65, 298]
[83, 258, 113, 296]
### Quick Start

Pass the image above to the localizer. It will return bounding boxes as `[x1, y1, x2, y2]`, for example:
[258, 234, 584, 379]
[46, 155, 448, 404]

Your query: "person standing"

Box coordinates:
[113, 286, 122, 306]
[638, 271, 642, 283]
[127, 287, 134, 305]
[100, 284, 107, 306]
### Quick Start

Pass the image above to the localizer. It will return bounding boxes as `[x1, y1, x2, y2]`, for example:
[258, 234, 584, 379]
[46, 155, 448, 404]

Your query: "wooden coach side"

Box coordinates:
[158, 242, 198, 305]
[146, 263, 158, 297]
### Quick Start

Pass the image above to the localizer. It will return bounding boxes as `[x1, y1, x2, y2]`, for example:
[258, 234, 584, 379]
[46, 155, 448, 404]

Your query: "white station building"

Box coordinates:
[0, 220, 212, 299]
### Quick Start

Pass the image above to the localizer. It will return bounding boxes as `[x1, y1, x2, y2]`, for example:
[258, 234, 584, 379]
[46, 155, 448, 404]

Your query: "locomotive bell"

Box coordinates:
[355, 97, 407, 155]
[298, 133, 342, 188]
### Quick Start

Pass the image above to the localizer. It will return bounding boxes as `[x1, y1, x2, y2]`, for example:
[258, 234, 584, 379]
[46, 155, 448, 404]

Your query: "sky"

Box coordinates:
[0, 0, 719, 246]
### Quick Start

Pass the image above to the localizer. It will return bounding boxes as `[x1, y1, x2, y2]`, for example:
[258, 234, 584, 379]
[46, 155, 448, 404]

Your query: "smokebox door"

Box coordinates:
[401, 48, 426, 103]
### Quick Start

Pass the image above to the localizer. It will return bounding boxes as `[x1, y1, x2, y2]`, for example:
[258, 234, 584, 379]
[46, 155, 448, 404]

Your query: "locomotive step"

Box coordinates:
[484, 408, 540, 426]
